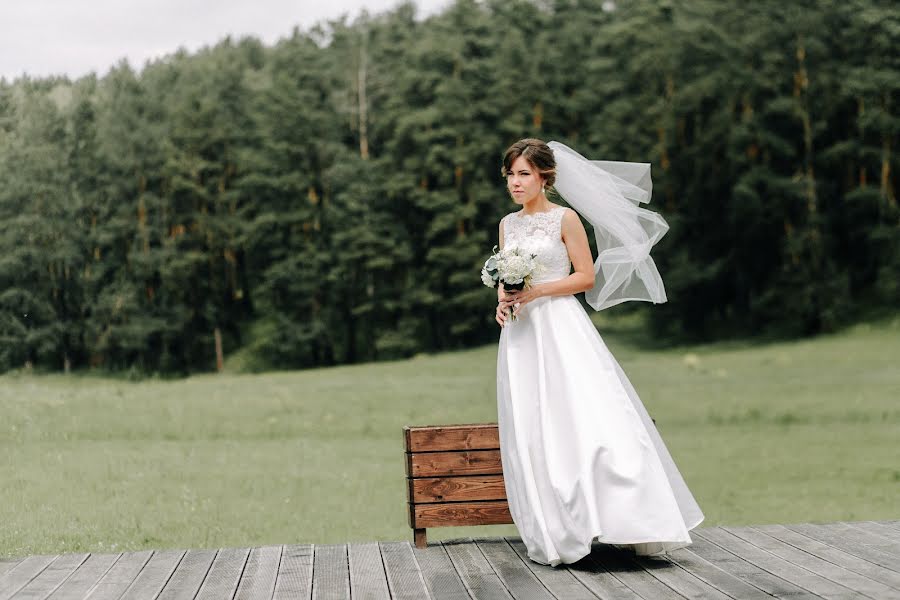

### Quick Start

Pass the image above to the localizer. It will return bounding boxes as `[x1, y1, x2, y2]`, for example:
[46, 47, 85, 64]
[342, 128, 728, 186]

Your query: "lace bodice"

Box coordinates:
[502, 205, 571, 284]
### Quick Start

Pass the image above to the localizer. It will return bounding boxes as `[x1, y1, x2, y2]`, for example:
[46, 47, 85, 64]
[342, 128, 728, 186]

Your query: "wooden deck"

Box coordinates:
[1, 520, 898, 599]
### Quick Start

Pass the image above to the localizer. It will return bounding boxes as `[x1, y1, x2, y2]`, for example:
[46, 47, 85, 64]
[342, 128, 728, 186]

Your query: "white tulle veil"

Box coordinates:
[547, 140, 670, 311]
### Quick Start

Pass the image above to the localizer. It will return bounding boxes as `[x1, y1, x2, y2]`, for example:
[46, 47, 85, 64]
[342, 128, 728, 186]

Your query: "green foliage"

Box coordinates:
[0, 0, 897, 373]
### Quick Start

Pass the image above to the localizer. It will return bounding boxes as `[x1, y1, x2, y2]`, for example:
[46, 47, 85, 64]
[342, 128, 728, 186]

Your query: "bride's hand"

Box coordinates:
[496, 294, 519, 327]
[505, 286, 544, 316]
[495, 301, 510, 326]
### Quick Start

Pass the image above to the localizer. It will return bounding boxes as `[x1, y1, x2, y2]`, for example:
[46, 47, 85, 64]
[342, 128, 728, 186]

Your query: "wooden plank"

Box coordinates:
[380, 542, 431, 600]
[405, 424, 500, 452]
[873, 520, 900, 534]
[234, 546, 282, 600]
[410, 542, 470, 600]
[413, 501, 512, 528]
[408, 450, 504, 478]
[504, 536, 608, 600]
[410, 475, 507, 503]
[850, 521, 900, 543]
[272, 545, 313, 600]
[786, 523, 900, 572]
[0, 561, 21, 580]
[724, 525, 899, 599]
[118, 549, 185, 600]
[589, 546, 684, 600]
[81, 550, 153, 600]
[46, 554, 120, 600]
[311, 544, 349, 600]
[687, 532, 820, 598]
[698, 527, 861, 599]
[755, 524, 900, 591]
[842, 522, 900, 547]
[347, 542, 390, 600]
[0, 556, 57, 600]
[626, 551, 732, 599]
[828, 523, 900, 556]
[474, 537, 555, 599]
[663, 547, 773, 600]
[193, 548, 250, 600]
[156, 549, 217, 600]
[8, 554, 87, 600]
[441, 538, 512, 600]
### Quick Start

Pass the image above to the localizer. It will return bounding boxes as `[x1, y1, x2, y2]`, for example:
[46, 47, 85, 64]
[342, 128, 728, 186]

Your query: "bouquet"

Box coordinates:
[480, 245, 541, 321]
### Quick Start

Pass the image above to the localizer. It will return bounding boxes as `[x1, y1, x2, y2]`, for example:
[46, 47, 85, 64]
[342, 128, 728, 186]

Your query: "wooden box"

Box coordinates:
[404, 423, 513, 548]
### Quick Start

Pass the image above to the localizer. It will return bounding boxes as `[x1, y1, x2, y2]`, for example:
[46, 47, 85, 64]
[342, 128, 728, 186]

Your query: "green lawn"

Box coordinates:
[1, 313, 898, 559]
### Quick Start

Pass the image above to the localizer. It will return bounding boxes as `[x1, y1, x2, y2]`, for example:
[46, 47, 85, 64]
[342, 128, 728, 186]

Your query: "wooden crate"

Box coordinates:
[403, 423, 513, 548]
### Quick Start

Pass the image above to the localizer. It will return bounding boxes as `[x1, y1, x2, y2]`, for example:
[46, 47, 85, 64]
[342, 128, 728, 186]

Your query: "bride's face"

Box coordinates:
[506, 155, 544, 205]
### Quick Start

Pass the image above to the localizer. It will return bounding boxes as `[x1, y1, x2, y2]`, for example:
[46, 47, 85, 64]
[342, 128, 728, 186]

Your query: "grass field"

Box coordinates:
[1, 312, 898, 559]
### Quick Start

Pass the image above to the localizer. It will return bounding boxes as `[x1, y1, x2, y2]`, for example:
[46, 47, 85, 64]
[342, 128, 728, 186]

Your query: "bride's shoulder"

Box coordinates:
[559, 205, 577, 218]
[501, 210, 522, 223]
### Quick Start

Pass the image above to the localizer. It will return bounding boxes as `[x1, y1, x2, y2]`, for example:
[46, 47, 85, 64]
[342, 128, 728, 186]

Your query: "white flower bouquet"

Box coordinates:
[481, 245, 541, 321]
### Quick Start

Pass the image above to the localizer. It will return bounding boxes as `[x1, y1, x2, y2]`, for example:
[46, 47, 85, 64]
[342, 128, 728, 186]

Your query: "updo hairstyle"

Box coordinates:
[501, 138, 557, 188]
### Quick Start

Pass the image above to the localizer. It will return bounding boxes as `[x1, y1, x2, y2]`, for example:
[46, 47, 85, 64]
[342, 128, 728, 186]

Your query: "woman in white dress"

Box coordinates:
[494, 138, 704, 567]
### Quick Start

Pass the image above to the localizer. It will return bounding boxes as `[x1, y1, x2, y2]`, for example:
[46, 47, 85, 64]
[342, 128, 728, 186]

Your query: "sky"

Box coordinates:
[0, 0, 451, 81]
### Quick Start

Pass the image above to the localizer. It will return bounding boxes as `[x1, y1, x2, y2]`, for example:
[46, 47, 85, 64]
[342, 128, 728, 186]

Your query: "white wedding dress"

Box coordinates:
[496, 205, 704, 567]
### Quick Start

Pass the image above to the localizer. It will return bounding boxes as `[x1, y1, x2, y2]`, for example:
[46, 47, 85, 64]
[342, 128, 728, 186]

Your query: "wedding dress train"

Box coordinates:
[496, 205, 704, 567]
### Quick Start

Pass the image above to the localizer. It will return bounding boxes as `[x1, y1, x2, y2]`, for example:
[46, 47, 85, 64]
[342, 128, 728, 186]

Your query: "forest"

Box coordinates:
[0, 0, 896, 374]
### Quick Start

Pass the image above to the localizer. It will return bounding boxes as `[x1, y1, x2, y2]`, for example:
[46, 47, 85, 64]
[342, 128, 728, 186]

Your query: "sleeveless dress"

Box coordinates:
[496, 205, 704, 567]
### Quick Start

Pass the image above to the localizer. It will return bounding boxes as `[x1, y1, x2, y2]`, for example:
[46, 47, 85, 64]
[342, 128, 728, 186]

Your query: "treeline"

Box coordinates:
[0, 0, 897, 374]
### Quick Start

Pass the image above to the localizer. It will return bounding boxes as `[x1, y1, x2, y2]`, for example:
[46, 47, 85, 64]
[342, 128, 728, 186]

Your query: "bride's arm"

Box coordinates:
[497, 218, 509, 303]
[495, 218, 514, 326]
[504, 209, 593, 309]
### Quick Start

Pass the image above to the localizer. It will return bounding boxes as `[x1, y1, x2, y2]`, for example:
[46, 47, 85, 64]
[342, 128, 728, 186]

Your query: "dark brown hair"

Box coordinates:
[501, 138, 556, 188]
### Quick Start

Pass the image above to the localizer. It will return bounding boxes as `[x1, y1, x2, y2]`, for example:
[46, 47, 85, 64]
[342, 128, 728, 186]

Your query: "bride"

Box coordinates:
[493, 138, 704, 567]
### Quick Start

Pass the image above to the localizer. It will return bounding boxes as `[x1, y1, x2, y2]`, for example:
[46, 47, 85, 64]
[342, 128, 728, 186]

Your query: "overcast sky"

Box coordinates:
[1, 0, 451, 81]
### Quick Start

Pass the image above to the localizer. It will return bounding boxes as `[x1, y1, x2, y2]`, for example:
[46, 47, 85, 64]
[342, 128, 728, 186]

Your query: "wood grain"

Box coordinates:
[409, 475, 507, 503]
[412, 500, 513, 528]
[407, 450, 504, 478]
[404, 424, 500, 452]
